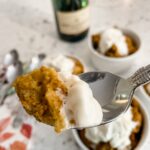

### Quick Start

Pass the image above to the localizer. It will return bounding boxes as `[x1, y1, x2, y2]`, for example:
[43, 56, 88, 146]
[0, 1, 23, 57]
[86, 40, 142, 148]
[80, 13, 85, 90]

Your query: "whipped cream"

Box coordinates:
[57, 72, 103, 129]
[43, 54, 75, 73]
[99, 28, 128, 56]
[85, 107, 137, 150]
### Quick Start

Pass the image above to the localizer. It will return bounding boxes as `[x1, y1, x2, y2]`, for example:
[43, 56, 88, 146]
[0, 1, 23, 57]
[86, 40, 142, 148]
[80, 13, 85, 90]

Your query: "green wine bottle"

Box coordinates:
[52, 0, 89, 42]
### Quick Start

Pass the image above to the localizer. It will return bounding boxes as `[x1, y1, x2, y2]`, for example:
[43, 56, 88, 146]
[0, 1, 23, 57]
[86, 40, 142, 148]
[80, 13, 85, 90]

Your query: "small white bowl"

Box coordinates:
[67, 55, 87, 73]
[72, 96, 150, 150]
[88, 28, 141, 74]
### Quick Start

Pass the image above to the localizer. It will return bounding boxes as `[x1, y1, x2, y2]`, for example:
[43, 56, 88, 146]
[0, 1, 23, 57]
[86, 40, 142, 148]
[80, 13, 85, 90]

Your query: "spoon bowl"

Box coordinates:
[3, 49, 19, 66]
[79, 64, 150, 126]
[6, 61, 23, 84]
[0, 61, 23, 105]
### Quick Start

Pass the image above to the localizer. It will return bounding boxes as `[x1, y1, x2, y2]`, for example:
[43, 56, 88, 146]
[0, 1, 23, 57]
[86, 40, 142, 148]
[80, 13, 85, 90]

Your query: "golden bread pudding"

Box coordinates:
[78, 98, 143, 150]
[14, 66, 103, 133]
[14, 66, 68, 132]
[42, 54, 84, 75]
[92, 28, 137, 58]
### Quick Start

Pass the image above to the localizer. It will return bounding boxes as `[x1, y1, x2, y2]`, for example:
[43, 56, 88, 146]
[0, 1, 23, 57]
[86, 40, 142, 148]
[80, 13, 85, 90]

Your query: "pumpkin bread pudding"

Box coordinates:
[14, 66, 102, 133]
[68, 56, 84, 75]
[92, 28, 137, 58]
[14, 67, 67, 132]
[42, 54, 84, 75]
[78, 98, 143, 150]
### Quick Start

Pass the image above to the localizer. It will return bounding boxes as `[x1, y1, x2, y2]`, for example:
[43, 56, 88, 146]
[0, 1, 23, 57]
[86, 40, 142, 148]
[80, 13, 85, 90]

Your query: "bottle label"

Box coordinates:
[56, 6, 89, 35]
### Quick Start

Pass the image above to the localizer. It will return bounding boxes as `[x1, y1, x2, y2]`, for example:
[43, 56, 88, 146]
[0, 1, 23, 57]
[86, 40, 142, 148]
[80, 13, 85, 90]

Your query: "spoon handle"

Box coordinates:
[130, 64, 150, 88]
[0, 84, 10, 105]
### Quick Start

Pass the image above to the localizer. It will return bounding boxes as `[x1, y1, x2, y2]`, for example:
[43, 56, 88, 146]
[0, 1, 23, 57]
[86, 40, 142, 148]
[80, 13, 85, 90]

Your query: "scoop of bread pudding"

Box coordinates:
[14, 66, 103, 133]
[14, 67, 68, 132]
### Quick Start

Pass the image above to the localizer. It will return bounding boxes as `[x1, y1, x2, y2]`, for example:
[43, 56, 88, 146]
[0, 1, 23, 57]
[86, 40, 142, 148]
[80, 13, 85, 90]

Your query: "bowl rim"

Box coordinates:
[43, 54, 88, 73]
[88, 28, 141, 62]
[67, 55, 87, 73]
[140, 86, 150, 101]
[72, 95, 150, 150]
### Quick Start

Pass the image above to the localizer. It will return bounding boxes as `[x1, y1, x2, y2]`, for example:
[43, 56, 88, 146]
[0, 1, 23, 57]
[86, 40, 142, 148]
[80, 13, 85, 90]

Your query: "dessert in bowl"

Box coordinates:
[89, 27, 141, 74]
[73, 96, 149, 150]
[42, 54, 84, 75]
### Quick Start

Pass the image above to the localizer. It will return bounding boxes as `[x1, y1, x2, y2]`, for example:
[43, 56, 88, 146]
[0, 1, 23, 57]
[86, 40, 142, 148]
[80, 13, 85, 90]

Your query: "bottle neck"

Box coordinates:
[53, 0, 89, 11]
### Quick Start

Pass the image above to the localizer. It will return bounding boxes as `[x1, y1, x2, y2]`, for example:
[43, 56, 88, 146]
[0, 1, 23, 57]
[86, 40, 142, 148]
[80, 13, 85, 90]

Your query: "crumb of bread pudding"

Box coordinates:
[68, 56, 84, 75]
[105, 44, 122, 57]
[125, 36, 137, 55]
[14, 66, 68, 133]
[130, 99, 143, 149]
[131, 98, 143, 133]
[78, 98, 143, 150]
[105, 36, 137, 57]
[96, 143, 117, 150]
[144, 84, 150, 96]
[92, 34, 137, 58]
[92, 34, 101, 50]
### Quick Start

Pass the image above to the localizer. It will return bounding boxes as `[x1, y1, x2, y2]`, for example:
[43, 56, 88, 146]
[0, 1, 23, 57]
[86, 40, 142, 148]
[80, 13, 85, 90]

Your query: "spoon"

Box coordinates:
[3, 49, 19, 66]
[79, 64, 150, 126]
[0, 61, 23, 105]
[5, 61, 23, 84]
[29, 53, 46, 71]
[0, 50, 19, 87]
[12, 105, 26, 128]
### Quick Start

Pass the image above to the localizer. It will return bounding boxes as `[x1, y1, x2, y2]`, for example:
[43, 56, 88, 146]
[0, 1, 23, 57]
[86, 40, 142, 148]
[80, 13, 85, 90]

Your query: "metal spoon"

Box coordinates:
[79, 64, 150, 127]
[5, 62, 23, 84]
[12, 105, 26, 128]
[0, 61, 23, 105]
[29, 53, 46, 71]
[3, 49, 19, 66]
[0, 50, 19, 87]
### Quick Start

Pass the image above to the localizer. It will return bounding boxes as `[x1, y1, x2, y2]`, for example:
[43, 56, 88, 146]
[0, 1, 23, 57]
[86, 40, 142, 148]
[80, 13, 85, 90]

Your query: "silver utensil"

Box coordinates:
[5, 61, 23, 84]
[79, 64, 150, 127]
[3, 49, 19, 66]
[29, 53, 46, 71]
[12, 105, 25, 128]
[0, 61, 23, 105]
[0, 50, 19, 86]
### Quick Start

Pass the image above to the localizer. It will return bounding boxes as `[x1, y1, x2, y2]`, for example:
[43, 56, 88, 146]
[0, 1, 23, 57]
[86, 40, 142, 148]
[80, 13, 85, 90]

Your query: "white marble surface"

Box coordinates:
[0, 0, 150, 150]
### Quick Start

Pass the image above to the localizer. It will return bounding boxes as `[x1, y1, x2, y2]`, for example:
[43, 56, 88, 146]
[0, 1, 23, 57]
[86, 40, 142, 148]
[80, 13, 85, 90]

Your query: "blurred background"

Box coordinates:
[0, 0, 149, 65]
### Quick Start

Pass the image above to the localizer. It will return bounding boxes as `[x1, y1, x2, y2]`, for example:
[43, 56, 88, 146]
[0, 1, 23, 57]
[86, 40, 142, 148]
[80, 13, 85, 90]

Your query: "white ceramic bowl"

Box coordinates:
[88, 28, 141, 74]
[72, 96, 150, 150]
[67, 55, 87, 73]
